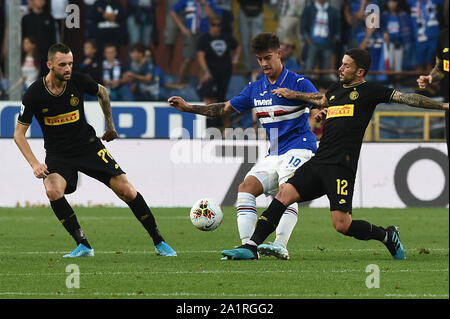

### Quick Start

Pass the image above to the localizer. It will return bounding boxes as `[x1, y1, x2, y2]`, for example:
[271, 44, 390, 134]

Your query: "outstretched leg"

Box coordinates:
[332, 210, 405, 260]
[109, 174, 176, 256]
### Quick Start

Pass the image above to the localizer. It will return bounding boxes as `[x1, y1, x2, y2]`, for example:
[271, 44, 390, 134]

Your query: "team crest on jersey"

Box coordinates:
[326, 104, 354, 119]
[70, 95, 79, 106]
[349, 90, 359, 100]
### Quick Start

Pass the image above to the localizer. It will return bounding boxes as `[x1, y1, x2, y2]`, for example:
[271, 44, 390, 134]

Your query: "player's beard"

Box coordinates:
[340, 73, 355, 85]
[54, 70, 71, 82]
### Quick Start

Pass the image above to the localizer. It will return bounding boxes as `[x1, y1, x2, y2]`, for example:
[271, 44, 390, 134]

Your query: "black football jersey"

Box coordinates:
[436, 28, 449, 102]
[314, 81, 395, 172]
[18, 72, 100, 155]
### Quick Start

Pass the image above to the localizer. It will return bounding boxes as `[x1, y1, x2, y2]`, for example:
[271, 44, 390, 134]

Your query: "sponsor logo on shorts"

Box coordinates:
[44, 110, 80, 126]
[326, 104, 354, 119]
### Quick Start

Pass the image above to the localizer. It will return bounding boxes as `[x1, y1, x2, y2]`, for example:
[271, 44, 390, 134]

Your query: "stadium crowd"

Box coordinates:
[0, 0, 448, 130]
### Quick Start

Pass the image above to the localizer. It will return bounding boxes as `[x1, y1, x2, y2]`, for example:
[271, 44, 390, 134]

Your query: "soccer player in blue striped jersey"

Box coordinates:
[168, 32, 322, 260]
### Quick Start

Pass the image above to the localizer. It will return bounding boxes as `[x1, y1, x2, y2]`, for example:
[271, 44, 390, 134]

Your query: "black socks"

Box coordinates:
[346, 220, 387, 242]
[249, 198, 287, 246]
[50, 197, 91, 248]
[127, 192, 164, 246]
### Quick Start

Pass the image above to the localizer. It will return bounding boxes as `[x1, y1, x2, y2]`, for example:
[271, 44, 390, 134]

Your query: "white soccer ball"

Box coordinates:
[190, 198, 223, 231]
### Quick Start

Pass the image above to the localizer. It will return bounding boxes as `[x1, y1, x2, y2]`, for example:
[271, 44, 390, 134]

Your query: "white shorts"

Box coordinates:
[245, 149, 314, 197]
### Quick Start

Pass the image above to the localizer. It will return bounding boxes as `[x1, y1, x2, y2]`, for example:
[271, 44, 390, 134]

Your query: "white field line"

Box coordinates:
[0, 216, 190, 220]
[0, 291, 447, 298]
[0, 247, 447, 255]
[0, 268, 448, 277]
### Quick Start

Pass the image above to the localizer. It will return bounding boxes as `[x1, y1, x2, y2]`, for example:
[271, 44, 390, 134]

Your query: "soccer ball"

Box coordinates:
[190, 198, 223, 231]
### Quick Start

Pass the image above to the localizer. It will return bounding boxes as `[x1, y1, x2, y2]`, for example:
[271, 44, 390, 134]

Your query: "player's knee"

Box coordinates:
[115, 183, 137, 202]
[46, 188, 64, 201]
[332, 218, 351, 234]
[238, 177, 262, 195]
[275, 183, 299, 206]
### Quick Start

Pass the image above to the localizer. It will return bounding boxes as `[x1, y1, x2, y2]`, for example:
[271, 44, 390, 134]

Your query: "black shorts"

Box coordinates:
[286, 159, 356, 213]
[45, 141, 125, 194]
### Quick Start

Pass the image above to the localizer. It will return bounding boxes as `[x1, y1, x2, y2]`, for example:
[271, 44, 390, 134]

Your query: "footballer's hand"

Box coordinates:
[271, 88, 296, 99]
[417, 75, 432, 89]
[32, 163, 49, 179]
[102, 129, 118, 142]
[311, 108, 327, 122]
[168, 96, 192, 112]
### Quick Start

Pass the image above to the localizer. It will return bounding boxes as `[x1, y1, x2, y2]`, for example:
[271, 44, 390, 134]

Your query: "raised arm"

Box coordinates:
[391, 90, 449, 111]
[167, 96, 236, 117]
[97, 84, 118, 142]
[271, 88, 329, 108]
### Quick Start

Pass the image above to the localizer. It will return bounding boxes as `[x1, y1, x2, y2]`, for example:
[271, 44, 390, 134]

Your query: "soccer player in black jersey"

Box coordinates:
[14, 43, 177, 258]
[417, 28, 449, 155]
[222, 48, 449, 260]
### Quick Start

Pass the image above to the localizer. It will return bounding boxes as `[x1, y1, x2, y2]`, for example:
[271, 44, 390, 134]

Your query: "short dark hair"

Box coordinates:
[251, 33, 280, 54]
[48, 42, 71, 61]
[130, 42, 147, 55]
[345, 48, 372, 76]
[84, 39, 98, 50]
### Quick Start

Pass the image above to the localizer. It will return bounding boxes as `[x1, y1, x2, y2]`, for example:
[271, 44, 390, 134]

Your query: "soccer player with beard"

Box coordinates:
[221, 48, 449, 260]
[14, 43, 177, 257]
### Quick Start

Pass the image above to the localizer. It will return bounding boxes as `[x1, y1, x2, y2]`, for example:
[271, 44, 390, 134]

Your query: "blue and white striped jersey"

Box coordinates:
[230, 67, 318, 155]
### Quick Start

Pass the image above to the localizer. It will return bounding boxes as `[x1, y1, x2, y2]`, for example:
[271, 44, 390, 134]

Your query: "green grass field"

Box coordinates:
[0, 206, 448, 299]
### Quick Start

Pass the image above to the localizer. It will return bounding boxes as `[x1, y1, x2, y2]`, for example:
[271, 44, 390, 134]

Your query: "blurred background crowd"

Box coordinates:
[0, 0, 448, 137]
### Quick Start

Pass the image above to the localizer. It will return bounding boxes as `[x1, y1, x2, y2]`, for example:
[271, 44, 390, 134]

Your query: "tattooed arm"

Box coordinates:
[97, 84, 118, 142]
[391, 91, 449, 111]
[416, 57, 445, 88]
[167, 96, 236, 117]
[271, 88, 329, 108]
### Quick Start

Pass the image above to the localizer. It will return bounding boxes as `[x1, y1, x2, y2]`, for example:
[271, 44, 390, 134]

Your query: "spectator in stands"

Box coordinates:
[170, 0, 221, 84]
[122, 43, 157, 101]
[280, 39, 301, 71]
[238, 0, 264, 79]
[276, 0, 305, 63]
[84, 0, 98, 39]
[144, 47, 188, 101]
[102, 43, 134, 101]
[92, 0, 127, 55]
[163, 0, 182, 74]
[21, 36, 40, 90]
[357, 25, 385, 81]
[127, 0, 160, 47]
[49, 0, 68, 42]
[301, 0, 340, 81]
[343, 0, 371, 49]
[215, 0, 234, 36]
[79, 39, 102, 86]
[196, 14, 240, 107]
[21, 0, 57, 77]
[381, 0, 412, 72]
[408, 0, 444, 73]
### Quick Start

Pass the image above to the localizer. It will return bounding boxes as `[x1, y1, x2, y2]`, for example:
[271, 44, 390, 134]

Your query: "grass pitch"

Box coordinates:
[0, 206, 448, 299]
